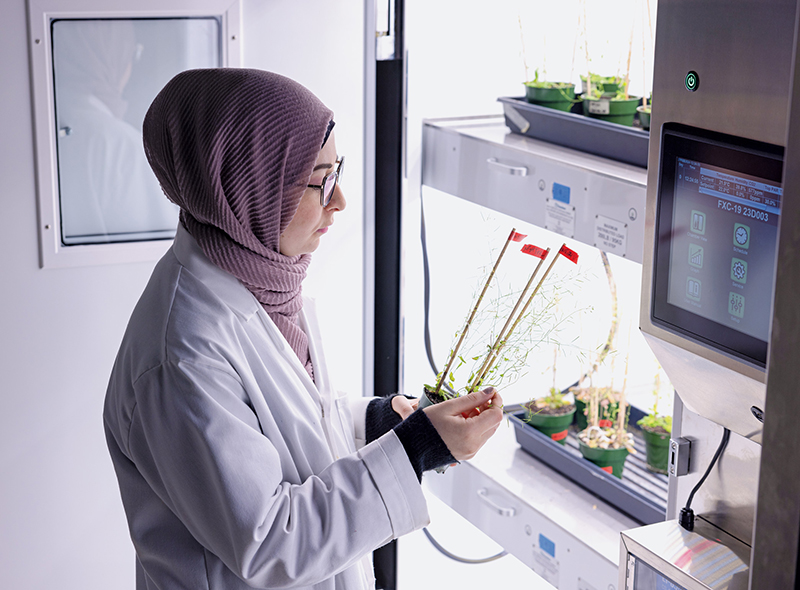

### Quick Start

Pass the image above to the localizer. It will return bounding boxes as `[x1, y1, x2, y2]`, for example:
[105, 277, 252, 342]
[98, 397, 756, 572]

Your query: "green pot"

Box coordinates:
[637, 105, 651, 130]
[526, 405, 576, 445]
[582, 96, 641, 126]
[574, 398, 588, 431]
[524, 83, 576, 112]
[580, 78, 621, 96]
[578, 440, 629, 478]
[640, 426, 670, 474]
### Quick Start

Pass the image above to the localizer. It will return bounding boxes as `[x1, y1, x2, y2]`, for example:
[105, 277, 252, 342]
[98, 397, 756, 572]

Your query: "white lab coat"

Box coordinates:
[103, 224, 429, 590]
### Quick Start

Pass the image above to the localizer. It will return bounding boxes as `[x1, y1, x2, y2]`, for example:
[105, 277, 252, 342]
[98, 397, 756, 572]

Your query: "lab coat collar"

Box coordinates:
[172, 223, 261, 321]
[172, 223, 327, 397]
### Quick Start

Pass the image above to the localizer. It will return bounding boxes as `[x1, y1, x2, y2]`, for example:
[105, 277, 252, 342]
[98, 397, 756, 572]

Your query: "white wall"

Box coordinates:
[0, 1, 363, 587]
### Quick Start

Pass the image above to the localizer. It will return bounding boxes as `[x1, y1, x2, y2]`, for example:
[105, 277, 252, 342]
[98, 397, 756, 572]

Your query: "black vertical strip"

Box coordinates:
[372, 2, 404, 588]
[372, 52, 402, 590]
[373, 58, 403, 401]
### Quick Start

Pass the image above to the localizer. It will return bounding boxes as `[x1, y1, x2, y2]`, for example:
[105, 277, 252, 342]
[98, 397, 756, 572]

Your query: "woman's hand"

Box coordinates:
[391, 395, 419, 421]
[422, 387, 503, 461]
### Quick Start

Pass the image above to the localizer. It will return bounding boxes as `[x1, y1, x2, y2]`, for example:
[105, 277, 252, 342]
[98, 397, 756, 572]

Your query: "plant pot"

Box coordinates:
[582, 96, 641, 127]
[580, 77, 621, 96]
[640, 426, 670, 474]
[637, 105, 651, 130]
[578, 439, 629, 478]
[574, 398, 588, 430]
[419, 387, 450, 409]
[524, 83, 576, 112]
[573, 398, 630, 431]
[525, 403, 576, 445]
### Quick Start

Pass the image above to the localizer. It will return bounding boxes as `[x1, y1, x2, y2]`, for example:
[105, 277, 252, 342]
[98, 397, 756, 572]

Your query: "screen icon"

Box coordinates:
[734, 223, 750, 249]
[688, 244, 704, 268]
[729, 292, 745, 318]
[687, 278, 701, 301]
[731, 258, 748, 283]
[691, 210, 706, 234]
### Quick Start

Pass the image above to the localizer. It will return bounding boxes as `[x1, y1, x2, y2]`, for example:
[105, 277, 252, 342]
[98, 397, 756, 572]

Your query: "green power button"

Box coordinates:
[685, 71, 699, 92]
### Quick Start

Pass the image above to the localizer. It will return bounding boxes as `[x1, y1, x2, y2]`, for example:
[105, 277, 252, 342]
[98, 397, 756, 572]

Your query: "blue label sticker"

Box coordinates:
[538, 533, 555, 558]
[552, 183, 570, 204]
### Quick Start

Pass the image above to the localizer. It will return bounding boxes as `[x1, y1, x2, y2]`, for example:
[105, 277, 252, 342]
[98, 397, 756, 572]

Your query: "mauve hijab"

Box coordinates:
[142, 68, 334, 379]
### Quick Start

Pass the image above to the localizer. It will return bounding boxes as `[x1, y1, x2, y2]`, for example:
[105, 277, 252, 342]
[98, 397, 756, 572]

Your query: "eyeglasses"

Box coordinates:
[308, 156, 345, 207]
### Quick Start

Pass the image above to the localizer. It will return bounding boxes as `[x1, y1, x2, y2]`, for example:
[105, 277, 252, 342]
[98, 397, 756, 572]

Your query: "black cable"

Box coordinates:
[679, 427, 731, 531]
[419, 190, 457, 397]
[422, 527, 508, 564]
[419, 189, 505, 564]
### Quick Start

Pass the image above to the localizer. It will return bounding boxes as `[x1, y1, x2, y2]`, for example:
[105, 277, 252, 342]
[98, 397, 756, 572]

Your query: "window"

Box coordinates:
[29, 1, 240, 267]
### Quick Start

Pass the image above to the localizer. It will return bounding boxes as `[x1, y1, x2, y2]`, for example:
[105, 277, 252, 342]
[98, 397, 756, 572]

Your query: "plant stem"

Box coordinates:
[434, 228, 517, 395]
[624, 11, 635, 100]
[518, 16, 529, 82]
[468, 252, 548, 391]
[617, 328, 631, 438]
[579, 251, 618, 386]
[583, 0, 591, 94]
[469, 247, 560, 392]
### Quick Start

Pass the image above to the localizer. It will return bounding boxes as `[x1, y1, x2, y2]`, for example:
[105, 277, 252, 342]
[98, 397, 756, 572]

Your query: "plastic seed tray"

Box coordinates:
[498, 96, 650, 168]
[506, 403, 668, 525]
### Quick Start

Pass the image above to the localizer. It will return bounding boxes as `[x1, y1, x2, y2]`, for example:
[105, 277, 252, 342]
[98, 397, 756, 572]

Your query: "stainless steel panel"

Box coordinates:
[642, 335, 765, 442]
[751, 3, 800, 585]
[422, 118, 648, 261]
[620, 520, 750, 590]
[648, 0, 795, 147]
[669, 401, 761, 548]
[640, 0, 796, 437]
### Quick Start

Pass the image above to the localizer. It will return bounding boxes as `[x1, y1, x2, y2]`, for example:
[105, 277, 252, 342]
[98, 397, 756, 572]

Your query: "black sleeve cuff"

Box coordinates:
[393, 409, 457, 482]
[366, 395, 404, 445]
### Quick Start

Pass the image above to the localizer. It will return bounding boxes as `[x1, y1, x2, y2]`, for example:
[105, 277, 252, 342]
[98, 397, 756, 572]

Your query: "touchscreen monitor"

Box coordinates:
[651, 124, 783, 368]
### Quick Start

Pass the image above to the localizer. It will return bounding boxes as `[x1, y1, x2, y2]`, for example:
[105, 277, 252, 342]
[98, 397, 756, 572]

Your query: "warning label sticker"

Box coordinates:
[532, 544, 559, 586]
[594, 214, 628, 257]
[545, 199, 576, 238]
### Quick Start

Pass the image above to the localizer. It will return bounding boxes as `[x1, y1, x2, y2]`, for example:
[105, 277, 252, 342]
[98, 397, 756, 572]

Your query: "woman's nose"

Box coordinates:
[326, 182, 346, 212]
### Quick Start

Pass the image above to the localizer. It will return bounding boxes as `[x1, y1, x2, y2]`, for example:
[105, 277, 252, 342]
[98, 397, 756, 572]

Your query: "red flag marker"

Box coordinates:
[558, 244, 579, 264]
[521, 244, 548, 259]
[509, 230, 527, 242]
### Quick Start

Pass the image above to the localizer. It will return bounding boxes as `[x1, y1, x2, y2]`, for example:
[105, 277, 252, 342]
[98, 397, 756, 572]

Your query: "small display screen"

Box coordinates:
[652, 124, 783, 367]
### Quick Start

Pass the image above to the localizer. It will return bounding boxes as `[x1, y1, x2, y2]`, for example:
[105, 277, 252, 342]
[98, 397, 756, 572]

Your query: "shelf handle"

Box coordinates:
[486, 157, 529, 176]
[476, 488, 516, 517]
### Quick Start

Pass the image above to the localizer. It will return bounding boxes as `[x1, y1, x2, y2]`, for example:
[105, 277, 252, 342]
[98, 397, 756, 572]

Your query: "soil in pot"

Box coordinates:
[640, 425, 670, 474]
[578, 440, 629, 478]
[524, 401, 576, 445]
[582, 95, 641, 127]
[524, 83, 576, 112]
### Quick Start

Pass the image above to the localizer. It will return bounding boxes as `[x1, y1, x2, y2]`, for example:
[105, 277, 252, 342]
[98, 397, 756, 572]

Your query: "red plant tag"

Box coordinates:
[521, 244, 547, 259]
[598, 419, 613, 428]
[551, 430, 568, 442]
[601, 465, 613, 474]
[509, 230, 527, 242]
[558, 244, 579, 263]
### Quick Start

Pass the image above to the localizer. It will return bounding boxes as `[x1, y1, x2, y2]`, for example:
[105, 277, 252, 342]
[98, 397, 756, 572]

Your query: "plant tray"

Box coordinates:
[498, 96, 650, 168]
[507, 404, 668, 525]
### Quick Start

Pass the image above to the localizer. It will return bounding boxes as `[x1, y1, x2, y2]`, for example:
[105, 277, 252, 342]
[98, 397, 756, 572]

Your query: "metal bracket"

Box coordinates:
[669, 437, 691, 477]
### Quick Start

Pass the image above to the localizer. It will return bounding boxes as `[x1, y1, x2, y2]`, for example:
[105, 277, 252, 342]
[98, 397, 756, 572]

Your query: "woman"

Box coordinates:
[103, 68, 502, 590]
